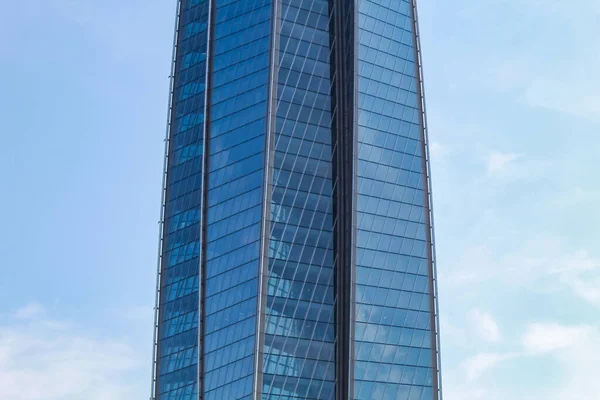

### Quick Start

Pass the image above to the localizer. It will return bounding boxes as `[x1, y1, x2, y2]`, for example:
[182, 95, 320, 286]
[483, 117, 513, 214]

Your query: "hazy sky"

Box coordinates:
[1, 0, 599, 399]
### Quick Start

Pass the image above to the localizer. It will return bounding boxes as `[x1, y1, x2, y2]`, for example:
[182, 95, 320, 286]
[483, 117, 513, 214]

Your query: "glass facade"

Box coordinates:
[201, 0, 272, 397]
[155, 0, 210, 398]
[261, 0, 337, 397]
[152, 0, 440, 399]
[353, 0, 435, 399]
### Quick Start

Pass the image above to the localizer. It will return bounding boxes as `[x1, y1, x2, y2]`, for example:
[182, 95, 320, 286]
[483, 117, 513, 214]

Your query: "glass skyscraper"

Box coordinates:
[150, 0, 442, 398]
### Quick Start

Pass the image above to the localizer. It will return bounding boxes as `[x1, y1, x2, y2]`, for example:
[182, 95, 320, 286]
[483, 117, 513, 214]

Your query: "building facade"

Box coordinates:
[150, 0, 442, 398]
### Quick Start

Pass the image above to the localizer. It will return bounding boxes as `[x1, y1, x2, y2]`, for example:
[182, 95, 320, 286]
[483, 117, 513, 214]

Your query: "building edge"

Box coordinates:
[198, 0, 217, 396]
[150, 1, 182, 399]
[409, 1, 443, 399]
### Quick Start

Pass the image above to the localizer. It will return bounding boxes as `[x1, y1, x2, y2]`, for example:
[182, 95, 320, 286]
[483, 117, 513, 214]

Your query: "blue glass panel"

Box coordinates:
[157, 0, 210, 398]
[202, 0, 272, 398]
[353, 0, 434, 399]
[262, 0, 336, 398]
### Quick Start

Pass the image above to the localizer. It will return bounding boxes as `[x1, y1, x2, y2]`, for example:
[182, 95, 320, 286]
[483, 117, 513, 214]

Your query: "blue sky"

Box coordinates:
[0, 0, 598, 399]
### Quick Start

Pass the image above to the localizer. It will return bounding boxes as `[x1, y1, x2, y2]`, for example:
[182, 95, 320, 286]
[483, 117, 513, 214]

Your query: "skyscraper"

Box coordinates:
[150, 0, 442, 398]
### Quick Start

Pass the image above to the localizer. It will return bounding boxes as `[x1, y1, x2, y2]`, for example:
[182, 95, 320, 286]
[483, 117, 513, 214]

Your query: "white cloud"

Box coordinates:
[555, 251, 600, 308]
[521, 322, 600, 400]
[439, 315, 468, 347]
[462, 352, 517, 381]
[420, 0, 600, 398]
[447, 236, 600, 308]
[14, 303, 45, 320]
[442, 384, 491, 400]
[468, 309, 502, 343]
[520, 0, 600, 123]
[548, 187, 600, 209]
[118, 304, 155, 322]
[567, 277, 600, 307]
[428, 141, 448, 162]
[481, 151, 550, 184]
[446, 322, 600, 399]
[525, 79, 600, 123]
[0, 304, 145, 400]
[522, 323, 594, 354]
[486, 151, 521, 174]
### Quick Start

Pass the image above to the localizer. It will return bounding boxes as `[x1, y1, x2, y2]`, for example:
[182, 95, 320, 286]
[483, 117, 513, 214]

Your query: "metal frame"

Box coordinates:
[198, 0, 216, 397]
[410, 1, 443, 398]
[253, 0, 280, 395]
[330, 0, 356, 396]
[150, 1, 182, 399]
[350, 0, 359, 393]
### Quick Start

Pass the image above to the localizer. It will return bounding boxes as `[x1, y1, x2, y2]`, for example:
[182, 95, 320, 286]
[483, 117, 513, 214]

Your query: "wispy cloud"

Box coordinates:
[522, 323, 593, 354]
[13, 303, 45, 320]
[521, 322, 600, 400]
[486, 151, 521, 174]
[419, 0, 600, 398]
[0, 304, 145, 400]
[444, 320, 600, 399]
[468, 309, 502, 343]
[462, 352, 518, 381]
[447, 236, 600, 308]
[525, 79, 600, 123]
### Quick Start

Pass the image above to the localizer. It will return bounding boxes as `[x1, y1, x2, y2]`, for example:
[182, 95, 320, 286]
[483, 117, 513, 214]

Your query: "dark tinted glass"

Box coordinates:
[261, 0, 337, 397]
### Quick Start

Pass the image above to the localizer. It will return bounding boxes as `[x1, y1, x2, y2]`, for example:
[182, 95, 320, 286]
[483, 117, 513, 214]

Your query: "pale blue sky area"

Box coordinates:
[0, 0, 598, 399]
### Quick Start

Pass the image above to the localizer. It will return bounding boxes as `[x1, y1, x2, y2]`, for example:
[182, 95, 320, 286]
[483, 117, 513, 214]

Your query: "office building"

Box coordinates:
[150, 0, 442, 398]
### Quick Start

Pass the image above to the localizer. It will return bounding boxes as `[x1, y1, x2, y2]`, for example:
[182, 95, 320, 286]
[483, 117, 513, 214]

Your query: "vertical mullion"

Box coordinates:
[410, 1, 442, 399]
[152, 1, 183, 399]
[330, 0, 355, 396]
[254, 0, 280, 394]
[199, 0, 217, 397]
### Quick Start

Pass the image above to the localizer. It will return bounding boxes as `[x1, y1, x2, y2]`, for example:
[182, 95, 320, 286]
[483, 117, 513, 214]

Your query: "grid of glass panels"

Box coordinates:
[202, 0, 272, 397]
[157, 0, 209, 398]
[353, 0, 435, 399]
[261, 0, 336, 397]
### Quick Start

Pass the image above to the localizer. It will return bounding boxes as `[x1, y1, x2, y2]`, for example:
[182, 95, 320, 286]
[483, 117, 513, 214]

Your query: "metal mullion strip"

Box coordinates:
[199, 0, 218, 395]
[151, 1, 182, 399]
[348, 0, 359, 393]
[255, 0, 280, 394]
[329, 0, 357, 395]
[409, 0, 442, 399]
